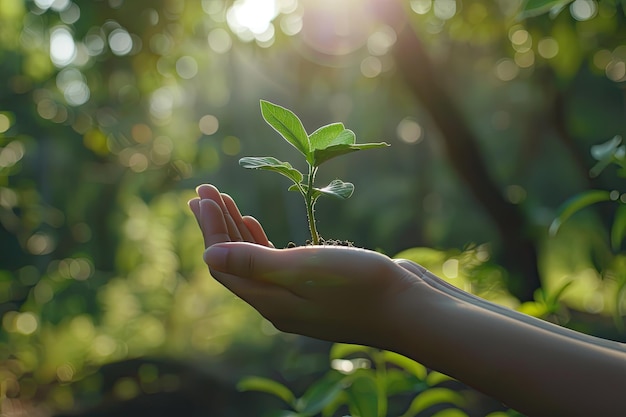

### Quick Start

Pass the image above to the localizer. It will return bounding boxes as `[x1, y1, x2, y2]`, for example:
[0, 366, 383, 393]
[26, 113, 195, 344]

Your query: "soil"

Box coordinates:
[287, 237, 354, 248]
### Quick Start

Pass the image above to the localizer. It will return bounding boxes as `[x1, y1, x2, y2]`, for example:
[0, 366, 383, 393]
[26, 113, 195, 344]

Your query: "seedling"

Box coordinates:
[239, 100, 389, 245]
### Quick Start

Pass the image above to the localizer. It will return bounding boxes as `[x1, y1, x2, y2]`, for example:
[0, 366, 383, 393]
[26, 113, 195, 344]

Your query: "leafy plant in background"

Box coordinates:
[550, 135, 626, 246]
[517, 0, 576, 19]
[239, 100, 389, 245]
[239, 343, 526, 417]
[550, 135, 626, 328]
[238, 343, 468, 417]
[518, 0, 626, 19]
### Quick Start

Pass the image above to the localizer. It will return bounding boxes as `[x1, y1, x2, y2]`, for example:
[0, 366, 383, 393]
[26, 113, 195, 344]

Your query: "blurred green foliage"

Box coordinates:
[238, 344, 467, 417]
[0, 0, 625, 415]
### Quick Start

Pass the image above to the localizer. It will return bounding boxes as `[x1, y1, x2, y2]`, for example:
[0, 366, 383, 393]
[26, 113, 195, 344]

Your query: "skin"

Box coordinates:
[189, 184, 626, 417]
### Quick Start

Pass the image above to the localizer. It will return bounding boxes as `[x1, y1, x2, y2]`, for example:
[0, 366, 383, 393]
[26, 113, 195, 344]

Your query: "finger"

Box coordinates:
[394, 259, 453, 290]
[204, 242, 394, 290]
[242, 216, 272, 247]
[209, 268, 304, 320]
[188, 197, 201, 223]
[221, 193, 255, 242]
[395, 259, 481, 303]
[394, 258, 427, 276]
[199, 199, 232, 247]
[196, 184, 243, 241]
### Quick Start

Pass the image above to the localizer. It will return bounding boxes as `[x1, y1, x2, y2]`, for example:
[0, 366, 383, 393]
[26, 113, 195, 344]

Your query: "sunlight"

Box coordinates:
[35, 0, 70, 12]
[223, 0, 397, 65]
[396, 118, 423, 144]
[0, 113, 10, 133]
[227, 0, 278, 39]
[50, 26, 76, 67]
[108, 28, 133, 56]
[298, 0, 386, 64]
[15, 312, 38, 335]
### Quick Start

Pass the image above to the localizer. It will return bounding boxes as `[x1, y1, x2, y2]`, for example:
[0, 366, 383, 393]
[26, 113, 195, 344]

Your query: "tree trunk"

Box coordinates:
[384, 7, 541, 301]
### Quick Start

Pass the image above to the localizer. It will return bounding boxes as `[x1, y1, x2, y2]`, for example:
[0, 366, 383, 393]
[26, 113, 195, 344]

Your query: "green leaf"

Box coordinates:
[517, 0, 572, 19]
[309, 123, 347, 150]
[382, 351, 427, 380]
[346, 371, 379, 417]
[385, 369, 426, 396]
[546, 280, 574, 309]
[260, 100, 310, 159]
[425, 371, 454, 387]
[321, 391, 349, 417]
[517, 301, 549, 318]
[239, 156, 304, 186]
[330, 343, 373, 360]
[431, 409, 469, 417]
[591, 135, 622, 161]
[291, 181, 354, 200]
[590, 136, 623, 177]
[333, 129, 357, 145]
[611, 203, 626, 251]
[549, 190, 612, 236]
[399, 388, 465, 417]
[296, 372, 348, 416]
[315, 179, 354, 199]
[237, 376, 296, 407]
[312, 141, 389, 167]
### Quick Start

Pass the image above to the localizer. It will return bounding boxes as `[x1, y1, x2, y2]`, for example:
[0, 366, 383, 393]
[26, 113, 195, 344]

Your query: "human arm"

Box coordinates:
[189, 184, 626, 417]
[395, 261, 626, 416]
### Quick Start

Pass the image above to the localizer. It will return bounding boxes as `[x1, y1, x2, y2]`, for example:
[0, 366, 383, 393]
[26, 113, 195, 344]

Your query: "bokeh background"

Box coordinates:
[1, 0, 625, 415]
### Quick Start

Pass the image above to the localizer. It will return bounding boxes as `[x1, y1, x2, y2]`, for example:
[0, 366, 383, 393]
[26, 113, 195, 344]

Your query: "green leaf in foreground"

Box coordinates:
[309, 123, 348, 150]
[239, 156, 304, 185]
[549, 190, 612, 236]
[260, 100, 310, 159]
[242, 99, 390, 244]
[312, 141, 390, 167]
[316, 179, 354, 199]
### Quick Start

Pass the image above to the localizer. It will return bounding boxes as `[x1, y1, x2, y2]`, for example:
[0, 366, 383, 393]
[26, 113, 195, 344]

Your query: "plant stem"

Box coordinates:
[306, 165, 320, 245]
[372, 349, 388, 417]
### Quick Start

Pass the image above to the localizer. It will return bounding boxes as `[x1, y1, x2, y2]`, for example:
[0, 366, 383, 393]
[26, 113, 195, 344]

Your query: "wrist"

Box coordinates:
[381, 277, 460, 367]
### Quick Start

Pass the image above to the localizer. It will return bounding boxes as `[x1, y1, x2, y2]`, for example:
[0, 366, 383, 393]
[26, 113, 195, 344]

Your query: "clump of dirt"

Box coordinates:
[286, 237, 354, 248]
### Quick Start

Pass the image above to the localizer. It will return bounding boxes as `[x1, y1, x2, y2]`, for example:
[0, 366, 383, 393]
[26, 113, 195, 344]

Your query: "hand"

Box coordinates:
[188, 184, 434, 348]
[189, 186, 626, 417]
[188, 184, 273, 248]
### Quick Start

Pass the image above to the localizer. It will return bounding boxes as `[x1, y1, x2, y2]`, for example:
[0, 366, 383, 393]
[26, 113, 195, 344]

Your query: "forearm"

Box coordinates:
[387, 282, 626, 417]
[415, 266, 625, 352]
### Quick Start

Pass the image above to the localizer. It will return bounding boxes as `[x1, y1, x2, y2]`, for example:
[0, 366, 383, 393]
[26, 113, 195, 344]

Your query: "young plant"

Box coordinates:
[239, 100, 389, 245]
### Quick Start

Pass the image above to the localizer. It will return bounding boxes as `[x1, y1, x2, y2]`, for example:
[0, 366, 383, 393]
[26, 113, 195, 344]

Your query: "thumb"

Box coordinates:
[203, 242, 401, 288]
[204, 242, 275, 279]
[204, 242, 326, 291]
